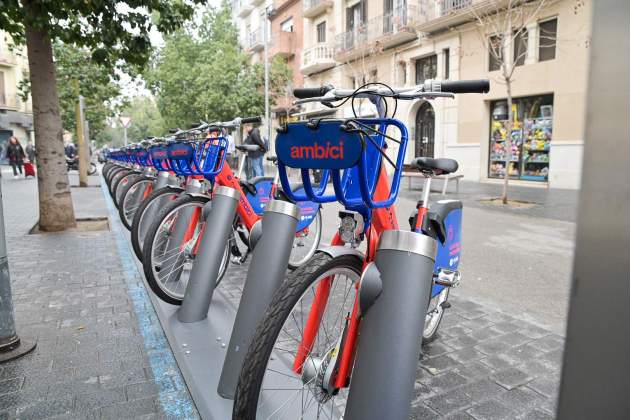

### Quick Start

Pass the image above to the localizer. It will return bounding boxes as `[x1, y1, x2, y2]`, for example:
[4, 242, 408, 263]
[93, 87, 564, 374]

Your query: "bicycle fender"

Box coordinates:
[317, 245, 365, 261]
[357, 262, 382, 317]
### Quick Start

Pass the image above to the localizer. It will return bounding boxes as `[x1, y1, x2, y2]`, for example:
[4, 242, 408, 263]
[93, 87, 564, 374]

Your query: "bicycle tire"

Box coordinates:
[234, 252, 363, 419]
[131, 185, 184, 261]
[109, 168, 130, 199]
[106, 167, 126, 191]
[288, 209, 322, 270]
[114, 172, 140, 208]
[142, 194, 230, 305]
[118, 175, 154, 230]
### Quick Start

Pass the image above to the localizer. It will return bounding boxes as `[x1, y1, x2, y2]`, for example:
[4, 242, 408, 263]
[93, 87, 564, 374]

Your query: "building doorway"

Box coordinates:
[415, 102, 435, 158]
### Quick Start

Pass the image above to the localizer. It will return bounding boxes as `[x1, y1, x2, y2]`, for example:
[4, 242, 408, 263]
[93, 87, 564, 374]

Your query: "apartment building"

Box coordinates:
[297, 0, 591, 189]
[233, 0, 305, 133]
[0, 31, 33, 164]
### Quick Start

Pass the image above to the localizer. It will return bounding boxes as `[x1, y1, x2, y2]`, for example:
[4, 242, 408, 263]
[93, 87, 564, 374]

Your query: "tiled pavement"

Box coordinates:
[0, 174, 198, 419]
[0, 172, 565, 419]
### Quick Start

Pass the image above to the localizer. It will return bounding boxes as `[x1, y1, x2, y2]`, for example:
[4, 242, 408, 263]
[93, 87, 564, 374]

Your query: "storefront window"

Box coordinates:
[488, 94, 553, 181]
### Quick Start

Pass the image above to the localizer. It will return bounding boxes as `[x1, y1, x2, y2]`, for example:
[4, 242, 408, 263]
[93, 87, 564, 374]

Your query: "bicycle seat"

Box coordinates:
[266, 156, 278, 163]
[412, 157, 459, 175]
[239, 180, 257, 196]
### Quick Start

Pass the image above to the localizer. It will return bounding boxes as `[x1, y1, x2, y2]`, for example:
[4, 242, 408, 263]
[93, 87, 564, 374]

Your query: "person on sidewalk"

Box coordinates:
[25, 140, 36, 164]
[7, 136, 25, 179]
[243, 123, 265, 179]
[223, 128, 238, 170]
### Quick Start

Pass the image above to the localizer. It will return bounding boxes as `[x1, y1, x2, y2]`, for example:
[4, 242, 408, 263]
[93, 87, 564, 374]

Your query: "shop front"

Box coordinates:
[488, 94, 554, 182]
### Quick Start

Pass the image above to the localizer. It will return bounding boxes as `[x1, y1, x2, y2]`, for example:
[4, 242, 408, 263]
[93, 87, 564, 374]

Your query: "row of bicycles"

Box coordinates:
[102, 78, 489, 419]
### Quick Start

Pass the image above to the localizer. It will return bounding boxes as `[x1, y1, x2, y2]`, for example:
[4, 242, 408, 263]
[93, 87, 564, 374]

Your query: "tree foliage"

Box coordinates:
[52, 42, 124, 140]
[145, 5, 291, 128]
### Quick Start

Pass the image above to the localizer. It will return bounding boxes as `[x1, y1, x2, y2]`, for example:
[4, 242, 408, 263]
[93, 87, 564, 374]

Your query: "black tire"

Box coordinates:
[287, 209, 322, 270]
[88, 162, 98, 176]
[118, 176, 155, 230]
[106, 166, 125, 189]
[102, 162, 115, 179]
[142, 194, 230, 305]
[109, 168, 129, 198]
[234, 252, 363, 419]
[131, 185, 184, 261]
[114, 172, 140, 209]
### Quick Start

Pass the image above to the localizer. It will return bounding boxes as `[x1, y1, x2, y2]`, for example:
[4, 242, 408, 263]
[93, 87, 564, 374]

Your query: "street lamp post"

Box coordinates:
[120, 117, 132, 147]
[264, 6, 273, 144]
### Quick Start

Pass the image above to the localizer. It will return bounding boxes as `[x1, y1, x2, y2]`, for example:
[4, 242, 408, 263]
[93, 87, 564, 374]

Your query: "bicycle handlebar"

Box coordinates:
[437, 79, 489, 94]
[241, 116, 262, 124]
[294, 85, 334, 99]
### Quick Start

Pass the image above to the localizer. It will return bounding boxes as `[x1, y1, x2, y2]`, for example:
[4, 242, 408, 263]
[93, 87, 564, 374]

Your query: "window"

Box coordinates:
[281, 18, 294, 33]
[415, 54, 437, 85]
[488, 35, 502, 71]
[443, 48, 450, 80]
[397, 61, 407, 85]
[0, 71, 5, 106]
[346, 1, 366, 31]
[513, 30, 528, 66]
[539, 18, 557, 61]
[316, 21, 326, 43]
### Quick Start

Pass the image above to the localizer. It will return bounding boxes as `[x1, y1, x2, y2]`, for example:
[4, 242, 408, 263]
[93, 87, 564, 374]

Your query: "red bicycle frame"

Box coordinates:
[292, 164, 430, 390]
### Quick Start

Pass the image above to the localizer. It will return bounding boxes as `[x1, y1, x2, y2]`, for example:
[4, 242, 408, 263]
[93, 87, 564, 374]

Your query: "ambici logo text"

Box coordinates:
[290, 141, 345, 160]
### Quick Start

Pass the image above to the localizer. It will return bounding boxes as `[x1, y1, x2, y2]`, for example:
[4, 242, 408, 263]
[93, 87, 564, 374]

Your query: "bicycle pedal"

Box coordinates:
[441, 301, 452, 309]
[433, 268, 461, 288]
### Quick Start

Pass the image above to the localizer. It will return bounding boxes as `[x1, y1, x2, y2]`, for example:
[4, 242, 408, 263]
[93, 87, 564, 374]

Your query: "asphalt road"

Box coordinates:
[317, 191, 574, 335]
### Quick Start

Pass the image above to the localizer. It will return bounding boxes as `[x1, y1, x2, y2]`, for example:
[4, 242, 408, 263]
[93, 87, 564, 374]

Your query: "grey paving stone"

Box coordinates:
[527, 376, 560, 398]
[126, 381, 161, 401]
[495, 332, 532, 348]
[74, 387, 126, 411]
[459, 378, 506, 402]
[423, 342, 455, 358]
[492, 367, 533, 390]
[475, 338, 515, 355]
[101, 397, 157, 419]
[14, 395, 74, 419]
[490, 321, 521, 334]
[409, 403, 441, 419]
[423, 371, 469, 392]
[453, 362, 495, 381]
[0, 377, 23, 396]
[449, 347, 487, 364]
[445, 335, 480, 350]
[426, 387, 474, 415]
[530, 335, 565, 352]
[516, 408, 555, 420]
[459, 309, 489, 320]
[468, 327, 504, 342]
[460, 317, 494, 331]
[466, 399, 515, 420]
[496, 387, 544, 412]
[422, 355, 462, 375]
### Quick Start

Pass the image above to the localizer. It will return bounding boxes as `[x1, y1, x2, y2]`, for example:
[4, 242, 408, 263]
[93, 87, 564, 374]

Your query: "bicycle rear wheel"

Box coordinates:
[114, 172, 140, 208]
[288, 210, 322, 269]
[234, 252, 362, 419]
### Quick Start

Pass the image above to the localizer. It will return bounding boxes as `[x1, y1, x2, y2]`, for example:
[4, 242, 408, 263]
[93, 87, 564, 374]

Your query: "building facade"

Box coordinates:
[0, 31, 34, 164]
[294, 0, 591, 189]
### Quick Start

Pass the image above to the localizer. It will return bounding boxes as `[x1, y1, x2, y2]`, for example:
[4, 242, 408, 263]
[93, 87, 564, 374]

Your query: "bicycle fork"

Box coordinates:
[345, 230, 437, 420]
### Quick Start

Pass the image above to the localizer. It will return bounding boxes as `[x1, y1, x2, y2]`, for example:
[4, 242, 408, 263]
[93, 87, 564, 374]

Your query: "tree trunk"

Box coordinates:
[501, 78, 513, 205]
[24, 11, 76, 231]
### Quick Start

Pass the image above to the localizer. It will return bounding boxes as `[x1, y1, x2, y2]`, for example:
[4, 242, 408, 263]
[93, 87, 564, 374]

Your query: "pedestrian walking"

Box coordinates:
[7, 136, 25, 179]
[25, 140, 36, 164]
[223, 128, 238, 170]
[243, 123, 266, 179]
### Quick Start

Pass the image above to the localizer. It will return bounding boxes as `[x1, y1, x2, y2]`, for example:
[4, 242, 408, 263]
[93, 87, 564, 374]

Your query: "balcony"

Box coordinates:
[270, 31, 295, 58]
[303, 0, 333, 19]
[335, 6, 418, 62]
[0, 51, 18, 66]
[243, 28, 265, 52]
[300, 43, 336, 75]
[417, 0, 504, 33]
[237, 1, 254, 17]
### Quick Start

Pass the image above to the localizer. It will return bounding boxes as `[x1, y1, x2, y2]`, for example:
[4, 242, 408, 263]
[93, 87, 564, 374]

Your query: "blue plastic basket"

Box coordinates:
[275, 118, 408, 215]
[166, 137, 227, 179]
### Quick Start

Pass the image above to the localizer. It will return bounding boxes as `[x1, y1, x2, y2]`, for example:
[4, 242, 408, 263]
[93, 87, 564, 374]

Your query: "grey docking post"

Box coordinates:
[0, 176, 36, 363]
[344, 230, 436, 420]
[178, 186, 240, 323]
[153, 171, 170, 190]
[217, 199, 299, 399]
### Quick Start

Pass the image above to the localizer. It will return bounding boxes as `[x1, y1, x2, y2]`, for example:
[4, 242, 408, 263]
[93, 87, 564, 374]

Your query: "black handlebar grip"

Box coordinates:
[293, 85, 334, 99]
[439, 79, 490, 94]
[189, 122, 202, 129]
[241, 116, 262, 124]
[168, 128, 179, 134]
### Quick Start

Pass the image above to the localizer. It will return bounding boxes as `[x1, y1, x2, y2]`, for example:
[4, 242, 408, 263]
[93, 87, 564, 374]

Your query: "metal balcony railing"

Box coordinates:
[419, 0, 474, 24]
[335, 5, 417, 56]
[243, 28, 265, 51]
[0, 93, 21, 109]
[303, 0, 333, 18]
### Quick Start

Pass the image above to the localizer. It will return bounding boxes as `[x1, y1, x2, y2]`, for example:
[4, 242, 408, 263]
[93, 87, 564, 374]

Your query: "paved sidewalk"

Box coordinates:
[0, 174, 198, 419]
[400, 179, 580, 223]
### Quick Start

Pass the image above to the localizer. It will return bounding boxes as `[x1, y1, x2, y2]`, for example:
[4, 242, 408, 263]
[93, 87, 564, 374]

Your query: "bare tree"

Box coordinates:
[468, 0, 552, 204]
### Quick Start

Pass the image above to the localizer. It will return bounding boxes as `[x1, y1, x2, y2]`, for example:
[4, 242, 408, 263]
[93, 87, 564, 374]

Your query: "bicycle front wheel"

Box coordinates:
[118, 176, 154, 230]
[234, 252, 362, 420]
[142, 194, 229, 305]
[131, 185, 183, 261]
